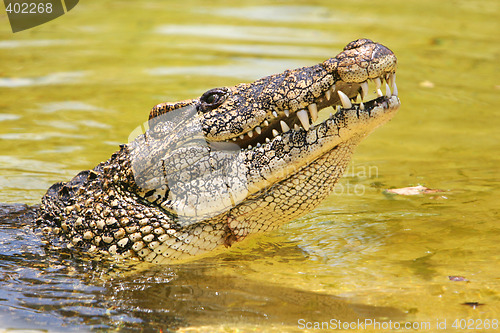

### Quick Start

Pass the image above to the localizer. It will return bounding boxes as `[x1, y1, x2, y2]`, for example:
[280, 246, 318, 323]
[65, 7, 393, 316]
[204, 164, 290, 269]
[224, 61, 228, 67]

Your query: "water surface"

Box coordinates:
[0, 0, 499, 331]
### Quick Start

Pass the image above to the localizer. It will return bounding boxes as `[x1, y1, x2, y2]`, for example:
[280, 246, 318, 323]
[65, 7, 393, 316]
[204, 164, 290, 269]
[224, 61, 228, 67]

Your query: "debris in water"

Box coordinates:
[462, 302, 484, 309]
[448, 276, 468, 282]
[385, 185, 443, 196]
[420, 80, 435, 88]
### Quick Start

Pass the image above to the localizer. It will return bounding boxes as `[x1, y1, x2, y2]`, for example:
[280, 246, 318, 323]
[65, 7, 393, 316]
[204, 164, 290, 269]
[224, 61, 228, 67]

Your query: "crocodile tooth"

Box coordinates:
[239, 135, 245, 140]
[308, 103, 318, 122]
[389, 73, 395, 88]
[325, 89, 331, 100]
[264, 120, 270, 127]
[391, 73, 398, 96]
[360, 81, 369, 100]
[360, 101, 365, 110]
[375, 77, 383, 97]
[329, 112, 333, 118]
[247, 130, 254, 138]
[296, 109, 310, 131]
[337, 91, 352, 109]
[256, 142, 261, 148]
[385, 83, 391, 97]
[265, 137, 270, 143]
[232, 137, 237, 141]
[255, 126, 262, 134]
[272, 111, 278, 118]
[247, 144, 252, 149]
[280, 120, 290, 132]
[294, 124, 300, 131]
[284, 109, 290, 117]
[272, 129, 279, 137]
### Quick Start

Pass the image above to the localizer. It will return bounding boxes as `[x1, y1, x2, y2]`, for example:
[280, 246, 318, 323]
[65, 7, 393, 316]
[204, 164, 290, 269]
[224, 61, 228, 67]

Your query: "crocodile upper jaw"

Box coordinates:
[228, 77, 398, 151]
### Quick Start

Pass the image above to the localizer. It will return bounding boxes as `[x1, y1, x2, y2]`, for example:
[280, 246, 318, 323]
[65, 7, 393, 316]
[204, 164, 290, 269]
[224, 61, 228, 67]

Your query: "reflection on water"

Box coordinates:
[0, 114, 21, 122]
[155, 24, 336, 44]
[0, 132, 85, 141]
[0, 39, 72, 49]
[0, 0, 499, 331]
[210, 5, 348, 23]
[0, 72, 87, 88]
[183, 42, 335, 58]
[147, 57, 305, 80]
[33, 101, 108, 114]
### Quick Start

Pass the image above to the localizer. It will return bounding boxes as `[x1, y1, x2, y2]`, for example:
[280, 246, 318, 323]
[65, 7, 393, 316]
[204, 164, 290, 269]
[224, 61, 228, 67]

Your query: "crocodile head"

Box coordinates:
[38, 39, 400, 263]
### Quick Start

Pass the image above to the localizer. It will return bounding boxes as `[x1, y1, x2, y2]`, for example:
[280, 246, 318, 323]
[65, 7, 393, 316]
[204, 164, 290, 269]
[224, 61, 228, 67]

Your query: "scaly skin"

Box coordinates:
[35, 39, 400, 263]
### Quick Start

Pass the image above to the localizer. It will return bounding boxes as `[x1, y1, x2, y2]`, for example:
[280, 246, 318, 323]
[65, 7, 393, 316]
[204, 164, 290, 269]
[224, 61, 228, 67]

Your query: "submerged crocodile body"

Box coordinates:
[35, 39, 400, 264]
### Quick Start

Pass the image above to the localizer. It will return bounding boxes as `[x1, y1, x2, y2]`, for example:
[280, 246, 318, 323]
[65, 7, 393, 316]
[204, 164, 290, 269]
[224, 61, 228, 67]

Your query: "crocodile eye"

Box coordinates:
[199, 88, 229, 111]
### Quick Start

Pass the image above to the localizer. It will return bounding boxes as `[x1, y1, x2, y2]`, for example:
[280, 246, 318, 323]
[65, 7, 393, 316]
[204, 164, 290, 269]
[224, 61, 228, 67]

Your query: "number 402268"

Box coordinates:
[5, 2, 53, 14]
[452, 319, 498, 330]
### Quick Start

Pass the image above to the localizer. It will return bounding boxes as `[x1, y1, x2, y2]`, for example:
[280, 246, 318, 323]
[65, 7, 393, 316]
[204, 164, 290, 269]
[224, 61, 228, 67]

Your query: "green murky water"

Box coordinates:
[1, 0, 499, 331]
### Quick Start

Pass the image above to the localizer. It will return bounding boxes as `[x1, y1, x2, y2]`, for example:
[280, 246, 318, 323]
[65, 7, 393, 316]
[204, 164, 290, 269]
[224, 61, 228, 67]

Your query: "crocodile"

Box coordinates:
[34, 39, 400, 264]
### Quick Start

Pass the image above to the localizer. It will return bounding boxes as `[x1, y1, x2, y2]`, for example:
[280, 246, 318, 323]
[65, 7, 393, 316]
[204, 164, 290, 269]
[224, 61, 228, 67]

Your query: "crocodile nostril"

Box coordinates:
[343, 38, 373, 51]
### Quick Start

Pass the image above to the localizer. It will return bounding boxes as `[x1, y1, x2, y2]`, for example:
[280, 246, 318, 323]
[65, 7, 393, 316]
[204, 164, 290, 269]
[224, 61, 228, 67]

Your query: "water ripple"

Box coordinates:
[0, 72, 87, 88]
[155, 24, 335, 44]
